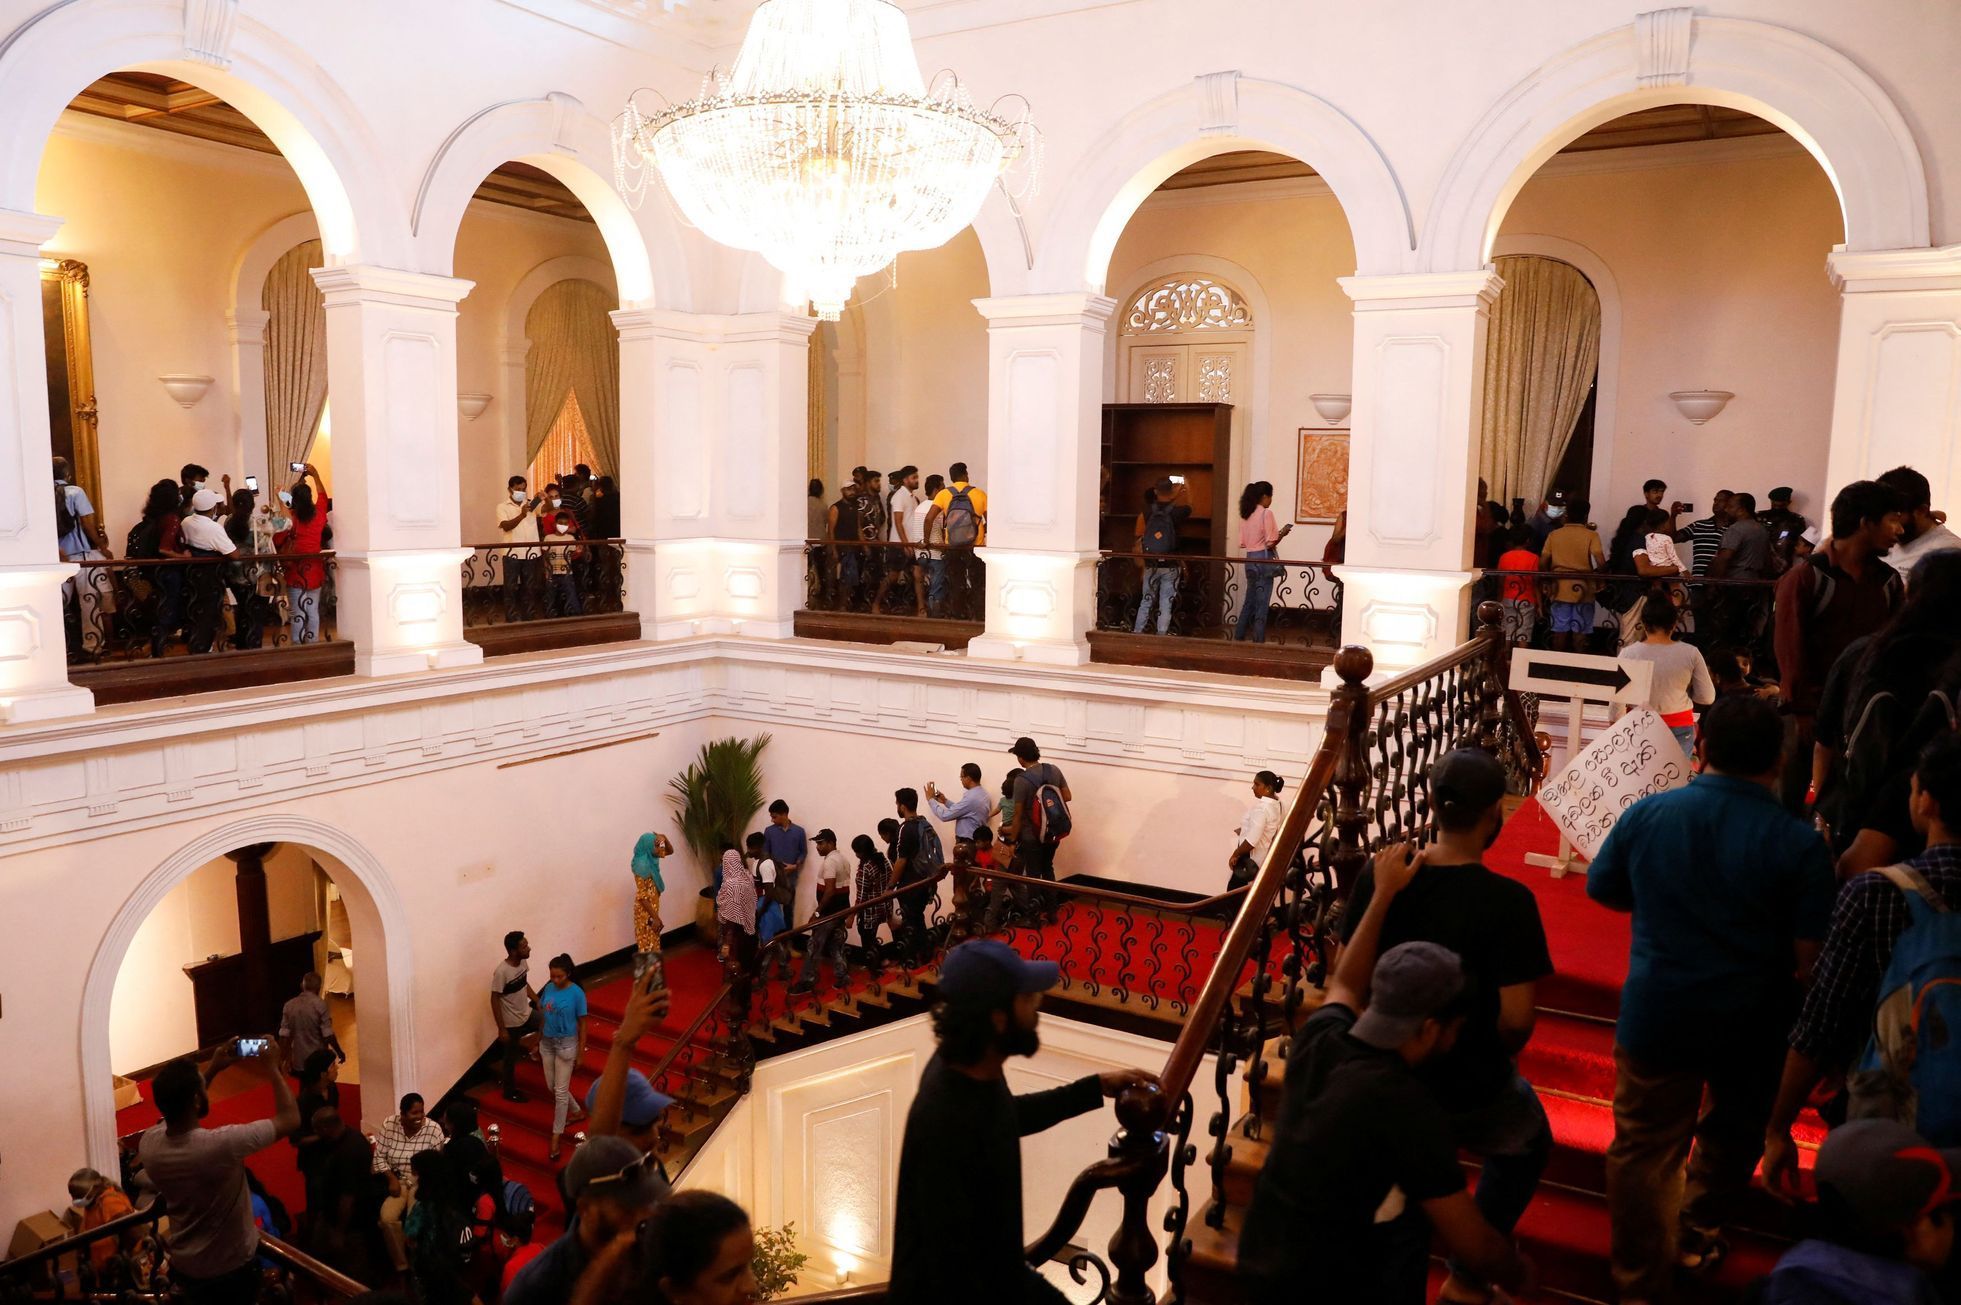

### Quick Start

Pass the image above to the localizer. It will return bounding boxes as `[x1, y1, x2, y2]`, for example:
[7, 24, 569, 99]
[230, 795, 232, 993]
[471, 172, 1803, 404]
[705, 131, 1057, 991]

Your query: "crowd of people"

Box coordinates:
[808, 463, 987, 619]
[491, 465, 621, 622]
[55, 458, 334, 658]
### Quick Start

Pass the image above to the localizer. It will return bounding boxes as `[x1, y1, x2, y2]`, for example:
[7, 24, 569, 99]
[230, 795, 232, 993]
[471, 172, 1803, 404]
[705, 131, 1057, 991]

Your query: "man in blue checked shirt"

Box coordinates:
[926, 763, 995, 840]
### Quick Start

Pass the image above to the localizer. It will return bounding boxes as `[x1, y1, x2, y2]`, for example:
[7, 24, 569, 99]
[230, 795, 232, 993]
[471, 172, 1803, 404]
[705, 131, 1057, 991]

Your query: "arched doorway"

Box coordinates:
[82, 818, 414, 1176]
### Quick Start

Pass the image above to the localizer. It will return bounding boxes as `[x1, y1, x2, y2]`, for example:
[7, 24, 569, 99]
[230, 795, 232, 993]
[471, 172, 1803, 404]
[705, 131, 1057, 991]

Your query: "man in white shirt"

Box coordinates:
[909, 473, 948, 616]
[792, 828, 855, 992]
[874, 466, 923, 614]
[177, 488, 237, 654]
[1878, 464, 1961, 587]
[497, 474, 545, 619]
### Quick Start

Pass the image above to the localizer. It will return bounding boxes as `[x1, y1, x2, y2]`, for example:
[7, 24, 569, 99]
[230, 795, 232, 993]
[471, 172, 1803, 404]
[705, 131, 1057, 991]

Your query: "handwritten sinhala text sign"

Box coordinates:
[1537, 708, 1692, 861]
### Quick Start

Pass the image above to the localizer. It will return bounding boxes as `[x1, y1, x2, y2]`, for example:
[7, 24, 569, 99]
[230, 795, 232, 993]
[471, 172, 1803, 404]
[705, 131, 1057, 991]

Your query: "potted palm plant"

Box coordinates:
[667, 734, 771, 939]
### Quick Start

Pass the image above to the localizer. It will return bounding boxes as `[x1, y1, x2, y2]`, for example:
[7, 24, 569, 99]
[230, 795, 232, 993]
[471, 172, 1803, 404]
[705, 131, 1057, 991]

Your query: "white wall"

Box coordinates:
[1500, 142, 1844, 525]
[681, 1011, 1220, 1300]
[107, 845, 325, 1074]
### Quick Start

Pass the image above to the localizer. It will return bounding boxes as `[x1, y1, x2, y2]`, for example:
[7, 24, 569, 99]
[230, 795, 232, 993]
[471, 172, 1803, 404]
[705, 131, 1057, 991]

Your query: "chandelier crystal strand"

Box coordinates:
[613, 0, 1038, 321]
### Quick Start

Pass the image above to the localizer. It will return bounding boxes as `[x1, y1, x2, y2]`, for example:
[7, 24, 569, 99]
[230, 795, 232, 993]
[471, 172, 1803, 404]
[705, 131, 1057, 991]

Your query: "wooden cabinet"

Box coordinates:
[1099, 403, 1236, 555]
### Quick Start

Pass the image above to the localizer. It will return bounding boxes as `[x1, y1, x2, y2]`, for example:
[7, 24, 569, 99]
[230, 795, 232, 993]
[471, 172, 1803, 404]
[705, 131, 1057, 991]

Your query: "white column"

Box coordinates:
[0, 210, 92, 721]
[1334, 271, 1503, 672]
[1825, 245, 1961, 503]
[226, 307, 272, 495]
[614, 309, 814, 640]
[311, 266, 484, 676]
[968, 293, 1114, 666]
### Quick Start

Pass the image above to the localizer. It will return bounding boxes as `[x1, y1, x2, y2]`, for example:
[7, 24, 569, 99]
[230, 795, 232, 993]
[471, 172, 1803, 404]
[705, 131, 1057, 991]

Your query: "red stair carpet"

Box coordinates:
[1481, 799, 1819, 1301]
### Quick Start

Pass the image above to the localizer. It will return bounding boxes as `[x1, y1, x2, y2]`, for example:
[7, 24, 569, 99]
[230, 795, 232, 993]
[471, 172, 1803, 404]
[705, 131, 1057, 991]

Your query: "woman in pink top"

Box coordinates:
[1235, 481, 1293, 642]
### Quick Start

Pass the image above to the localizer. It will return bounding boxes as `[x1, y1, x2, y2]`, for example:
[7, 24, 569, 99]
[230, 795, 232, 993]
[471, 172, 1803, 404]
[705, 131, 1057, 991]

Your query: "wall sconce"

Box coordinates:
[1309, 393, 1352, 426]
[457, 393, 493, 422]
[1668, 389, 1733, 425]
[158, 374, 215, 408]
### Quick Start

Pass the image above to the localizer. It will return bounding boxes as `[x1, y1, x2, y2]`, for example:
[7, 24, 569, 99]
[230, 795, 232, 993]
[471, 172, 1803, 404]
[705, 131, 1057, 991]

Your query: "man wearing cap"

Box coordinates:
[503, 1135, 669, 1305]
[1758, 1118, 1956, 1301]
[1757, 485, 1807, 549]
[890, 940, 1154, 1304]
[176, 486, 237, 654]
[792, 828, 854, 993]
[62, 1167, 136, 1272]
[1241, 845, 1530, 1304]
[1001, 737, 1070, 918]
[1335, 750, 1553, 1304]
[1587, 695, 1835, 1296]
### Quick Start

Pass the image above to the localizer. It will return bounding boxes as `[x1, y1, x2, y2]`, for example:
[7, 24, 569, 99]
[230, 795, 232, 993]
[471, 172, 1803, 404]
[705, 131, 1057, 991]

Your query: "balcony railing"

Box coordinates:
[65, 553, 350, 702]
[1090, 551, 1343, 680]
[1477, 567, 1780, 653]
[794, 539, 985, 648]
[461, 538, 638, 656]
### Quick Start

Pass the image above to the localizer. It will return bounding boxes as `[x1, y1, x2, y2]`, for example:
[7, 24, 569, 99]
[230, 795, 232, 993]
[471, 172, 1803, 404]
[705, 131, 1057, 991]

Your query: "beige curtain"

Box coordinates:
[525, 280, 620, 477]
[262, 240, 328, 476]
[1479, 255, 1601, 507]
[527, 390, 603, 489]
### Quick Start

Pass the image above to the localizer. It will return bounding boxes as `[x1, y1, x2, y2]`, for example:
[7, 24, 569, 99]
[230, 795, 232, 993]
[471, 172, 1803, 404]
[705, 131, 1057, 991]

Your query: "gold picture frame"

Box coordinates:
[1295, 426, 1349, 523]
[41, 258, 102, 527]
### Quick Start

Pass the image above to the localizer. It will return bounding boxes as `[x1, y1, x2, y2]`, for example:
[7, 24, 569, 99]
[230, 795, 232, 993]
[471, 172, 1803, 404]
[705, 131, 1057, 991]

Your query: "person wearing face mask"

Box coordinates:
[538, 488, 587, 618]
[178, 462, 211, 514]
[1332, 749, 1553, 1305]
[498, 475, 545, 621]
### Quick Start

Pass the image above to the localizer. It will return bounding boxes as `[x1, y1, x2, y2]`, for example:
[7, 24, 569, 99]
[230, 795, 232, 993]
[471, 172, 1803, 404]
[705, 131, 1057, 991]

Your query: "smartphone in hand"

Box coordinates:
[289, 461, 306, 474]
[233, 1035, 270, 1057]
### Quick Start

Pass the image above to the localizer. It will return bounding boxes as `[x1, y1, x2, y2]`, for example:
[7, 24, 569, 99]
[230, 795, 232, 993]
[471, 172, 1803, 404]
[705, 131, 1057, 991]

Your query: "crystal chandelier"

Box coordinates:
[614, 0, 1039, 320]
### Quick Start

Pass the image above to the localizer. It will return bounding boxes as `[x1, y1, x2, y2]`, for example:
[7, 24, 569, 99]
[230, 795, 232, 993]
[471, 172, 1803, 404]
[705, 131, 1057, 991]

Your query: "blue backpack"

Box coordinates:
[1756, 1239, 1944, 1305]
[1850, 864, 1961, 1145]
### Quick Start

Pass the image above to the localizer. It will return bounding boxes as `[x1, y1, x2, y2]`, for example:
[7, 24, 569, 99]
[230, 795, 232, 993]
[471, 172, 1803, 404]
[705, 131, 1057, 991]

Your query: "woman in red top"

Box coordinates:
[275, 463, 331, 643]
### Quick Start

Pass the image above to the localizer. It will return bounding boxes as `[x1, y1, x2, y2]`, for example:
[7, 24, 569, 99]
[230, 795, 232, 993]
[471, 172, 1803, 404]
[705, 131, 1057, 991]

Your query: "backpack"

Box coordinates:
[125, 516, 164, 560]
[1026, 764, 1072, 845]
[1849, 863, 1961, 1145]
[54, 484, 76, 542]
[902, 815, 943, 884]
[1141, 501, 1179, 556]
[1755, 1239, 1942, 1305]
[1822, 685, 1958, 854]
[943, 486, 980, 547]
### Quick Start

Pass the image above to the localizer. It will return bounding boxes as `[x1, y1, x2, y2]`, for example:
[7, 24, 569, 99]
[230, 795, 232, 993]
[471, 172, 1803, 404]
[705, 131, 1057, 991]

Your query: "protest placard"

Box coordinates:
[1537, 708, 1692, 861]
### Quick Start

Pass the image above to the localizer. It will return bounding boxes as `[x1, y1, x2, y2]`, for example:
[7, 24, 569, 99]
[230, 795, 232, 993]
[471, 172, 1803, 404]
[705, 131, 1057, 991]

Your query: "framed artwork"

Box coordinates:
[1295, 426, 1349, 523]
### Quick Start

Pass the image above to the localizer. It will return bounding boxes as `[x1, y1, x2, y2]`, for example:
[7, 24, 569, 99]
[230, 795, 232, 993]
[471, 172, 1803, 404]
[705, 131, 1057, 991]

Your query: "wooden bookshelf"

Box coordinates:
[1099, 403, 1235, 554]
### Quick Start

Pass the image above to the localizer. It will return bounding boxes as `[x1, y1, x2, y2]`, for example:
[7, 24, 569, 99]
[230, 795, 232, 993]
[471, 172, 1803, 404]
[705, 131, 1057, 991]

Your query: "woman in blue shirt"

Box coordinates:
[630, 832, 672, 981]
[538, 953, 589, 1161]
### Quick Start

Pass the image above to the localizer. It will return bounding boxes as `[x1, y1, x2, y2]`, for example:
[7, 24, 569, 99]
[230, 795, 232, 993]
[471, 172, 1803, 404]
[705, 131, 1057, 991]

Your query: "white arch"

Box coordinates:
[1032, 76, 1413, 293]
[412, 95, 679, 310]
[1107, 254, 1273, 496]
[0, 0, 406, 265]
[81, 815, 417, 1174]
[228, 211, 320, 489]
[1489, 235, 1622, 516]
[1422, 14, 1930, 272]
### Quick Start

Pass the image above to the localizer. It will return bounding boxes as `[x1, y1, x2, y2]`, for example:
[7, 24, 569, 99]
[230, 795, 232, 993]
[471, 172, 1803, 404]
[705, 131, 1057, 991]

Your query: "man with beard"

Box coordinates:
[137, 1042, 301, 1305]
[1334, 749, 1553, 1305]
[890, 940, 1156, 1304]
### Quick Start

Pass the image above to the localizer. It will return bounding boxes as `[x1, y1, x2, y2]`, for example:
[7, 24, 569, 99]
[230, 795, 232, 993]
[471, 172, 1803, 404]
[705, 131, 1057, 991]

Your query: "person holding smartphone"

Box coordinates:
[137, 1039, 300, 1305]
[1235, 480, 1293, 644]
[274, 462, 331, 643]
[497, 475, 545, 621]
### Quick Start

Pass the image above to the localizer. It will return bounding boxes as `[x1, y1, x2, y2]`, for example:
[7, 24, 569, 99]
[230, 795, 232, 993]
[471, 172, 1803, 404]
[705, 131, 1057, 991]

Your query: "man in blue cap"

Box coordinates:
[502, 1134, 668, 1305]
[890, 940, 1155, 1303]
[587, 967, 676, 1176]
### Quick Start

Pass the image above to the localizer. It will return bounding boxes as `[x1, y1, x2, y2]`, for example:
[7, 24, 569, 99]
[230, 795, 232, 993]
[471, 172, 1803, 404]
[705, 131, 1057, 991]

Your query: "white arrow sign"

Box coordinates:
[1510, 648, 1652, 707]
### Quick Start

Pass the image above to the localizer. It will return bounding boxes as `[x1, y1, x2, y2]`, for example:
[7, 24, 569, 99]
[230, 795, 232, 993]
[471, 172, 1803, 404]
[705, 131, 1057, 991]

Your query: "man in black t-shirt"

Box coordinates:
[1240, 844, 1531, 1304]
[1337, 748, 1554, 1302]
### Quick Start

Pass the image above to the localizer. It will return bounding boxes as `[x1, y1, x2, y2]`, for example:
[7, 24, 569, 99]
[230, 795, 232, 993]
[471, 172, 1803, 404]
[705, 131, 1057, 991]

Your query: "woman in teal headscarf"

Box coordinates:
[631, 831, 673, 979]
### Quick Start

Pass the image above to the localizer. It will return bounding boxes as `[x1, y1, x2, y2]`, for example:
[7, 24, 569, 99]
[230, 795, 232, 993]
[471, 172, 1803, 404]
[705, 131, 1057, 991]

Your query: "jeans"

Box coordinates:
[541, 1035, 577, 1135]
[1446, 1072, 1552, 1287]
[1606, 1038, 1783, 1302]
[1235, 549, 1278, 642]
[922, 557, 947, 615]
[796, 910, 850, 987]
[547, 572, 582, 617]
[1670, 723, 1696, 758]
[288, 585, 323, 644]
[503, 556, 540, 621]
[1134, 565, 1179, 634]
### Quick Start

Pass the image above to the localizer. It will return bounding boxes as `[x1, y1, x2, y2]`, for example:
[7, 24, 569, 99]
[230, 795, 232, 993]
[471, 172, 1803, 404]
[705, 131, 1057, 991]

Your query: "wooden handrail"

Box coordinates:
[464, 537, 626, 550]
[1098, 549, 1340, 570]
[74, 551, 335, 568]
[259, 1232, 368, 1297]
[0, 1199, 163, 1275]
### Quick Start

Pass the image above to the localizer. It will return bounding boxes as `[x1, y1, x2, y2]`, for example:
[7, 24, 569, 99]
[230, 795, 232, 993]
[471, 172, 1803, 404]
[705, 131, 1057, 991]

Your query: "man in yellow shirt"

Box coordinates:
[1539, 498, 1604, 652]
[925, 463, 988, 619]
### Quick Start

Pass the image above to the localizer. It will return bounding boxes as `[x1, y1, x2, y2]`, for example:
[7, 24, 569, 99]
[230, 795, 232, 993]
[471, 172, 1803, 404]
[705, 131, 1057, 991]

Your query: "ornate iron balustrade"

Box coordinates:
[802, 539, 987, 623]
[1093, 551, 1342, 647]
[64, 553, 337, 665]
[460, 538, 626, 628]
[1479, 567, 1780, 653]
[0, 1198, 365, 1305]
